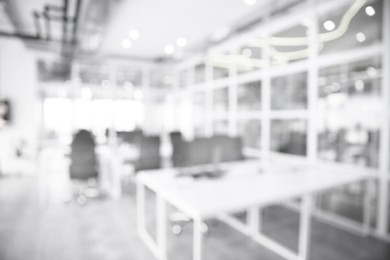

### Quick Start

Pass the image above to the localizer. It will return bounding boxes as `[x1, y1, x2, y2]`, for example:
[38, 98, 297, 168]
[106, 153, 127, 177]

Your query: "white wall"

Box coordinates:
[0, 37, 38, 175]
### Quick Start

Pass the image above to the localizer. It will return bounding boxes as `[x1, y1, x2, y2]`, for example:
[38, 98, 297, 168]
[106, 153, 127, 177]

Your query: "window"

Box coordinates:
[271, 72, 307, 110]
[237, 81, 262, 111]
[271, 119, 307, 156]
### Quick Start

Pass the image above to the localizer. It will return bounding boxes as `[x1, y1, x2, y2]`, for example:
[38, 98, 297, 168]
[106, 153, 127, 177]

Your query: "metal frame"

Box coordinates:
[172, 0, 389, 242]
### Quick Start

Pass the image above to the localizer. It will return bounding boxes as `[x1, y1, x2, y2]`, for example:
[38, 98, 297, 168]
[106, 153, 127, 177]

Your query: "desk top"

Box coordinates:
[137, 160, 377, 219]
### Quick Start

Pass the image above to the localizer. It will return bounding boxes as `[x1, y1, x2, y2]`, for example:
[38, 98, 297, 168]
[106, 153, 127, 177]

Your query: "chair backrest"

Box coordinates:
[211, 135, 244, 162]
[70, 130, 98, 180]
[135, 136, 161, 171]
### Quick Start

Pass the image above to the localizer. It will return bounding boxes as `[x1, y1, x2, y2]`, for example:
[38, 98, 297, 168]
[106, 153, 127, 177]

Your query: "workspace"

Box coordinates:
[0, 0, 389, 260]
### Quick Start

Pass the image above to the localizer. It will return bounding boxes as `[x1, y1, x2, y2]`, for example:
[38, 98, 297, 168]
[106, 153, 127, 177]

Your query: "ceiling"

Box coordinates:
[1, 0, 273, 59]
[83, 0, 273, 59]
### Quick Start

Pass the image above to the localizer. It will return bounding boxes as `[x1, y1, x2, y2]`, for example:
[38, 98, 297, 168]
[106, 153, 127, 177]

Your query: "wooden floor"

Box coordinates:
[0, 177, 389, 260]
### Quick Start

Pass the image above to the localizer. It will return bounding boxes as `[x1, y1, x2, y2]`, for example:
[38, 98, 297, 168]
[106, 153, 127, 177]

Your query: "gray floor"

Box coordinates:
[0, 177, 389, 260]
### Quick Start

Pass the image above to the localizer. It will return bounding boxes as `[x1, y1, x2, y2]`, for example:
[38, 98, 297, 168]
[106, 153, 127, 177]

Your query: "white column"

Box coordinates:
[307, 0, 319, 164]
[298, 194, 313, 260]
[377, 0, 390, 237]
[229, 49, 238, 136]
[193, 217, 203, 260]
[261, 35, 271, 160]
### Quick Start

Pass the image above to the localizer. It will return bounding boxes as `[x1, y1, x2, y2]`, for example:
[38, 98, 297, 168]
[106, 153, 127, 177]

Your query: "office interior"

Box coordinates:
[0, 0, 389, 259]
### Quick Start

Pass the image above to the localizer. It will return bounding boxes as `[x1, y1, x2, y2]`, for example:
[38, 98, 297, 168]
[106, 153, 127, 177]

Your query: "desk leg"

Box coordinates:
[363, 179, 373, 235]
[193, 217, 203, 260]
[137, 181, 146, 235]
[248, 206, 261, 236]
[157, 195, 167, 260]
[298, 194, 312, 260]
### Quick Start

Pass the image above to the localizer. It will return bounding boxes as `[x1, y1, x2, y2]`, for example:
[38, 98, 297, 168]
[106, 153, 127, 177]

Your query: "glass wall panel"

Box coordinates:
[210, 52, 230, 80]
[116, 66, 142, 87]
[213, 120, 229, 135]
[318, 58, 381, 112]
[213, 87, 229, 113]
[271, 119, 307, 156]
[179, 70, 188, 88]
[194, 63, 206, 84]
[318, 0, 383, 55]
[193, 92, 206, 137]
[271, 72, 307, 110]
[237, 44, 263, 74]
[237, 81, 262, 111]
[270, 24, 309, 67]
[237, 119, 261, 149]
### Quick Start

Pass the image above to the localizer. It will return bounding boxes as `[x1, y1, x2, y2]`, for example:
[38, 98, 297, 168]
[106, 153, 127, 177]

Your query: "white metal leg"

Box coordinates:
[137, 180, 146, 235]
[363, 179, 373, 235]
[298, 195, 313, 260]
[157, 195, 168, 260]
[247, 206, 261, 236]
[193, 217, 203, 260]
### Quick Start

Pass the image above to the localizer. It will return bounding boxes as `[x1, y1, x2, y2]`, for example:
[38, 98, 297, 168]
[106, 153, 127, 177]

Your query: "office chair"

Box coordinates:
[134, 136, 161, 172]
[69, 130, 99, 205]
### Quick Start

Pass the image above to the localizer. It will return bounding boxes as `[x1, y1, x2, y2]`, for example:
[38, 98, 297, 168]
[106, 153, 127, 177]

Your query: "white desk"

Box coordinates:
[136, 160, 376, 260]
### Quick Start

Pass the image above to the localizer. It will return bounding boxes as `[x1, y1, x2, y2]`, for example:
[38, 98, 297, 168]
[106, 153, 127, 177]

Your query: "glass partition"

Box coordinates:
[237, 81, 262, 111]
[271, 72, 307, 110]
[237, 119, 261, 149]
[271, 119, 307, 156]
[213, 87, 229, 113]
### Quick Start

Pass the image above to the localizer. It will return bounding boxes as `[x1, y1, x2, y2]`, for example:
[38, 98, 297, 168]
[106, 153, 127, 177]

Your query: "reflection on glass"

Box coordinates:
[194, 64, 206, 84]
[271, 120, 307, 156]
[318, 115, 380, 167]
[210, 52, 230, 80]
[319, 0, 383, 55]
[270, 24, 308, 66]
[237, 45, 263, 74]
[179, 70, 188, 88]
[214, 120, 229, 135]
[79, 64, 110, 86]
[237, 81, 262, 111]
[271, 72, 307, 110]
[213, 66, 229, 80]
[318, 58, 382, 113]
[193, 92, 206, 137]
[116, 66, 142, 87]
[213, 88, 229, 113]
[238, 120, 261, 149]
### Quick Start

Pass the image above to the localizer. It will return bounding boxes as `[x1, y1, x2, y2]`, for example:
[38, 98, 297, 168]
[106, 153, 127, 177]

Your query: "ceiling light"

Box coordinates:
[356, 32, 366, 42]
[129, 29, 140, 40]
[121, 39, 132, 49]
[243, 0, 257, 5]
[101, 80, 110, 88]
[164, 44, 175, 55]
[123, 81, 134, 90]
[366, 66, 377, 77]
[354, 80, 365, 91]
[365, 6, 375, 16]
[323, 20, 336, 31]
[176, 37, 187, 47]
[242, 48, 252, 58]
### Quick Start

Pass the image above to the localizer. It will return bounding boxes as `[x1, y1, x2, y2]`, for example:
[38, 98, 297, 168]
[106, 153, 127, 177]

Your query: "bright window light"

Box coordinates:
[323, 20, 336, 31]
[365, 6, 375, 16]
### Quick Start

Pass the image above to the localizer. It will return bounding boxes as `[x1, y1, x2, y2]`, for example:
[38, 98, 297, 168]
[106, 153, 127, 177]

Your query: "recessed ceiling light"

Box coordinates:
[164, 44, 175, 55]
[123, 81, 134, 90]
[121, 39, 132, 49]
[356, 32, 366, 42]
[365, 6, 375, 16]
[354, 80, 365, 91]
[366, 66, 377, 77]
[129, 29, 140, 40]
[243, 0, 257, 5]
[177, 37, 187, 47]
[101, 80, 110, 88]
[323, 20, 335, 31]
[242, 48, 252, 58]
